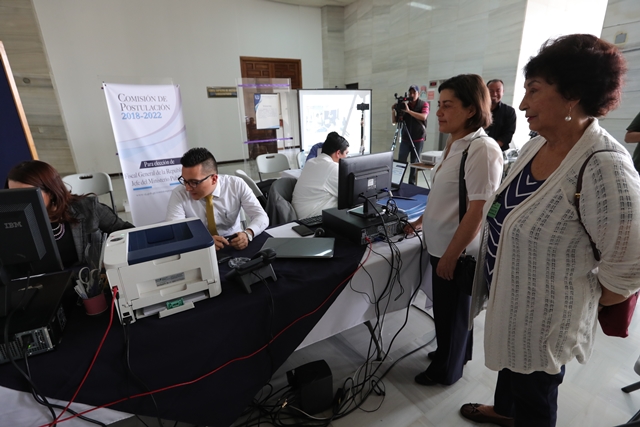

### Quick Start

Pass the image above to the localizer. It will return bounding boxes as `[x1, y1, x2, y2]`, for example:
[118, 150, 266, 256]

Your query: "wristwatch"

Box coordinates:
[243, 230, 253, 242]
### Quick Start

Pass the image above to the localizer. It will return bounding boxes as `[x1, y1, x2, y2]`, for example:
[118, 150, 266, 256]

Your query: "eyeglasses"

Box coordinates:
[178, 174, 214, 188]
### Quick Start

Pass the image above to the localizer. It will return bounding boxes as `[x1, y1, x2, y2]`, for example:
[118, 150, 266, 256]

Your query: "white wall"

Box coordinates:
[343, 0, 529, 154]
[341, 0, 615, 153]
[32, 0, 323, 173]
[600, 0, 640, 154]
[512, 0, 608, 147]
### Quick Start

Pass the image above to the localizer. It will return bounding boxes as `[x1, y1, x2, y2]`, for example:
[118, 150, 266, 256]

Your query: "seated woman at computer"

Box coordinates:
[166, 147, 269, 251]
[292, 132, 349, 219]
[6, 160, 134, 269]
[404, 74, 503, 386]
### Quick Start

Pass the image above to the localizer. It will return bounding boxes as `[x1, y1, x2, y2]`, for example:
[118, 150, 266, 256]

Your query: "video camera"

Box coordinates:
[394, 92, 409, 119]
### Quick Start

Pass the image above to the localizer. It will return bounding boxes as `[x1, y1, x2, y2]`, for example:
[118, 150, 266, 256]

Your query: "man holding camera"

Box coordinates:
[391, 85, 429, 185]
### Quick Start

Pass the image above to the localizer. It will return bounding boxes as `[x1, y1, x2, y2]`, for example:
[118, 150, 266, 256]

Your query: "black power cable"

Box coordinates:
[116, 290, 164, 427]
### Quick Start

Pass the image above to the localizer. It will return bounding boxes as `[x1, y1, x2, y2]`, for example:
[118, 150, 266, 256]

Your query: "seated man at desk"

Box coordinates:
[292, 132, 349, 219]
[166, 147, 269, 250]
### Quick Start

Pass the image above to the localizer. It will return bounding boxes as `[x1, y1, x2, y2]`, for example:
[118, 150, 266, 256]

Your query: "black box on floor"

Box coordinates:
[322, 207, 407, 245]
[286, 359, 333, 415]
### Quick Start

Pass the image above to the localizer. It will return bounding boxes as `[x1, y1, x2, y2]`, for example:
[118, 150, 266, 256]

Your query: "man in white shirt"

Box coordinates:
[292, 132, 349, 219]
[166, 147, 269, 250]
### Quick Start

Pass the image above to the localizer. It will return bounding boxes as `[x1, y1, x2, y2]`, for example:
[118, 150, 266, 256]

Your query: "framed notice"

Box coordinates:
[254, 93, 280, 130]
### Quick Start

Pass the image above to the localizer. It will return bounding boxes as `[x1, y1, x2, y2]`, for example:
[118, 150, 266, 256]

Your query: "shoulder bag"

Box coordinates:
[454, 138, 480, 296]
[575, 149, 639, 338]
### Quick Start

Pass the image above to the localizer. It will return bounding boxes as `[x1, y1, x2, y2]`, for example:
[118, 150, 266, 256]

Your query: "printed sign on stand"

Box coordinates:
[103, 83, 187, 226]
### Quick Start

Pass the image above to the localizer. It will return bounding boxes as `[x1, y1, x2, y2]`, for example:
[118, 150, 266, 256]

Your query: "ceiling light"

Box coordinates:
[409, 2, 433, 10]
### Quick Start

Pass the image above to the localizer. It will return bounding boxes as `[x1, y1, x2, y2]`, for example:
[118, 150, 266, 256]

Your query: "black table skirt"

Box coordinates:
[0, 232, 366, 426]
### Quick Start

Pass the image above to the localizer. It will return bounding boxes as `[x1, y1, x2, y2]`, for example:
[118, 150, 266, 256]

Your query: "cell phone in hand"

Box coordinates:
[224, 234, 237, 242]
[292, 224, 314, 237]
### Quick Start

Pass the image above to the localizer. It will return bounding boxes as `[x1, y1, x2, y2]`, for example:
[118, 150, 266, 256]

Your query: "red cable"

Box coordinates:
[44, 243, 373, 425]
[43, 288, 117, 427]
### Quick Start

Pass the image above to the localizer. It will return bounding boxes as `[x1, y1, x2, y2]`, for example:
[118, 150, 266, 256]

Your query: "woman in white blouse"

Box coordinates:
[406, 74, 503, 386]
[460, 35, 640, 427]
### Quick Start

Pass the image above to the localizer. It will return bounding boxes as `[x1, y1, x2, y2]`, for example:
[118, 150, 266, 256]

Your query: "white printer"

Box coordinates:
[420, 150, 443, 165]
[104, 218, 221, 324]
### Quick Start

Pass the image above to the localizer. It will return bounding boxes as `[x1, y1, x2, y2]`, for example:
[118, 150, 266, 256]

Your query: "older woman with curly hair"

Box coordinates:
[460, 34, 640, 427]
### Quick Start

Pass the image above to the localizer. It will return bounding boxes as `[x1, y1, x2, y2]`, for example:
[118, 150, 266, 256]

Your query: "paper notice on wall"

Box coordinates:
[103, 83, 187, 226]
[254, 93, 280, 129]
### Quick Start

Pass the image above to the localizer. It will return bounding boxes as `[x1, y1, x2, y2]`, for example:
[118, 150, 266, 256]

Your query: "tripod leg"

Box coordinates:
[402, 131, 428, 187]
[390, 122, 403, 153]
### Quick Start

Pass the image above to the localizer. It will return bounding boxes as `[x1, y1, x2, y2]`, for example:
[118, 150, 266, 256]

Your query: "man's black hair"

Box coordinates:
[180, 147, 218, 173]
[321, 132, 349, 157]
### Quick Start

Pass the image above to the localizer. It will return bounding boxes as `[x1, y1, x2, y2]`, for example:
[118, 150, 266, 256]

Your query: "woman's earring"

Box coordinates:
[564, 105, 572, 122]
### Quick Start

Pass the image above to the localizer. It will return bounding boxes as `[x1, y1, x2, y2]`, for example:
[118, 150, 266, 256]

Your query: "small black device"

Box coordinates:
[322, 207, 407, 245]
[217, 255, 232, 265]
[286, 360, 333, 415]
[224, 234, 237, 242]
[292, 224, 314, 237]
[298, 215, 323, 228]
[356, 102, 369, 111]
[224, 249, 277, 294]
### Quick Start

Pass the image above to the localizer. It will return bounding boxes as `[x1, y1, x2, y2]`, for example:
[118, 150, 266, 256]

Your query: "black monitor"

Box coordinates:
[337, 151, 393, 218]
[0, 187, 63, 316]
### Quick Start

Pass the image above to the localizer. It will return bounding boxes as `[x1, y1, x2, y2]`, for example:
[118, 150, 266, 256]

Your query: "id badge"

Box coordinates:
[487, 202, 501, 218]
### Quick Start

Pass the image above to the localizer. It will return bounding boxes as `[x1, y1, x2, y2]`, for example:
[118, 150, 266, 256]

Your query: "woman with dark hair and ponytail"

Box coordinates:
[7, 160, 134, 268]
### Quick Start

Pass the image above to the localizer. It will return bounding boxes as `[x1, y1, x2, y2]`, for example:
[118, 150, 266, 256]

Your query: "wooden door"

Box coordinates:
[240, 57, 302, 158]
[240, 57, 302, 89]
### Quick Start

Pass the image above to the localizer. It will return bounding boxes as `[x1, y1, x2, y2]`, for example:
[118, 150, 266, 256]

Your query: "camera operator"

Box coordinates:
[391, 85, 429, 185]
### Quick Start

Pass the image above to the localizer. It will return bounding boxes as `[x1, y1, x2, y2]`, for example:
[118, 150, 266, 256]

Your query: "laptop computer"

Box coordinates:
[260, 237, 335, 259]
[391, 161, 408, 190]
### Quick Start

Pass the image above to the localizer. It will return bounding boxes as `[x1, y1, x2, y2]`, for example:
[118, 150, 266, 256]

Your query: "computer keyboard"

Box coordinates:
[298, 215, 323, 227]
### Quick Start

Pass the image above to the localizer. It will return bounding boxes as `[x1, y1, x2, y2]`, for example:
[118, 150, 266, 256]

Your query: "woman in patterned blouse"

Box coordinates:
[460, 35, 640, 427]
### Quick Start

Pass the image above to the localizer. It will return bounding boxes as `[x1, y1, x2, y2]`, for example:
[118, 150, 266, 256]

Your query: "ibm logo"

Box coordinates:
[4, 222, 22, 229]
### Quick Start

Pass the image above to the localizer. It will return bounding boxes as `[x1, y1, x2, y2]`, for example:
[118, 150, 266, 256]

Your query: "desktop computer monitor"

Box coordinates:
[337, 151, 393, 218]
[0, 187, 63, 316]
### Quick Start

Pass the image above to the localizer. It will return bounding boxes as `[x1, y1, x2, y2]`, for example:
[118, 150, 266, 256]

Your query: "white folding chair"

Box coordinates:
[255, 153, 290, 181]
[297, 151, 307, 169]
[235, 169, 267, 208]
[62, 172, 116, 212]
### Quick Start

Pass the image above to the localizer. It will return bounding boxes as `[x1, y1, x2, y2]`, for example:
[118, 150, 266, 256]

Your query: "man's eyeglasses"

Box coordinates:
[178, 174, 214, 188]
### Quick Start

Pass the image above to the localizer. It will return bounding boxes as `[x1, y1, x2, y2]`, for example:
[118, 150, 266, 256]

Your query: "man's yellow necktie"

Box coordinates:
[204, 194, 218, 236]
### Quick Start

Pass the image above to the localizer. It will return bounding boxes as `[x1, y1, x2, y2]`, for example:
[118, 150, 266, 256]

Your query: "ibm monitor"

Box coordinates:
[0, 187, 63, 316]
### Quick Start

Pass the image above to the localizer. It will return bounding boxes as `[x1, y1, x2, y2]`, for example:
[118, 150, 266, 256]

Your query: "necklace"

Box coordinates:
[52, 222, 65, 240]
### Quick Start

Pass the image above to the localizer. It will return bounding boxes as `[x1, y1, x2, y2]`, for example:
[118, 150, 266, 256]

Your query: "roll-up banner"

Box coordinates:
[103, 83, 187, 226]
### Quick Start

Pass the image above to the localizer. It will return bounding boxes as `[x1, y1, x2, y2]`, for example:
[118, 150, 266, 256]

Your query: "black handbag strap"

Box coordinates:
[459, 136, 482, 223]
[574, 149, 621, 262]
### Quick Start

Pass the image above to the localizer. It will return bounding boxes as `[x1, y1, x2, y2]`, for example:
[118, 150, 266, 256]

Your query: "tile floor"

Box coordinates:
[111, 292, 640, 427]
